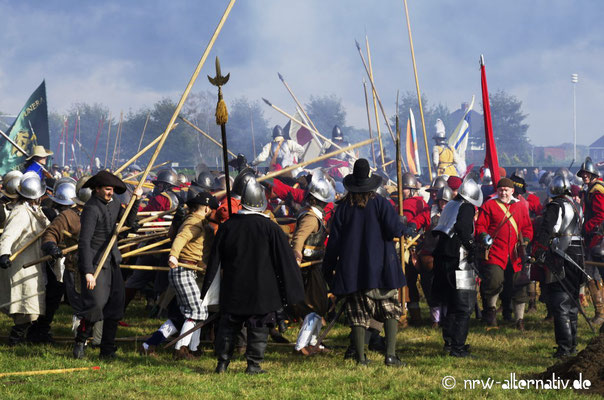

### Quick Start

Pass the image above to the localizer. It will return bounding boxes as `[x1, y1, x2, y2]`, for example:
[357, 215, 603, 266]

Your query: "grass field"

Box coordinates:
[0, 298, 600, 400]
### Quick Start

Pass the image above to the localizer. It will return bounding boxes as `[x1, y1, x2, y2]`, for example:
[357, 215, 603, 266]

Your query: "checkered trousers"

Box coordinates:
[168, 267, 204, 321]
[344, 291, 403, 329]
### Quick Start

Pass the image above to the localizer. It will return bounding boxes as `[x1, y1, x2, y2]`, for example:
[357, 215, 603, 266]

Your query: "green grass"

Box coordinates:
[0, 298, 600, 400]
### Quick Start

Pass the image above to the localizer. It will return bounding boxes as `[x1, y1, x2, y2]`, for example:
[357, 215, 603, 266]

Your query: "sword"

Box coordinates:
[551, 247, 593, 282]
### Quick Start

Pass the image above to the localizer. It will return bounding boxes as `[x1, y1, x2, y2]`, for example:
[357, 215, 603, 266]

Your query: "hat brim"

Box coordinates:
[1, 189, 18, 199]
[83, 171, 127, 194]
[342, 174, 382, 193]
[72, 197, 86, 206]
[26, 150, 54, 160]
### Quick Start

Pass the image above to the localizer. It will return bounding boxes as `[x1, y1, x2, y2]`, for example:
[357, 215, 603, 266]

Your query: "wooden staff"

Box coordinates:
[354, 40, 407, 172]
[123, 249, 170, 258]
[118, 231, 168, 247]
[0, 291, 45, 309]
[362, 78, 377, 169]
[111, 111, 123, 170]
[0, 366, 101, 378]
[403, 0, 432, 177]
[126, 160, 171, 181]
[395, 107, 409, 316]
[137, 112, 151, 152]
[137, 227, 170, 233]
[365, 36, 386, 171]
[120, 238, 170, 258]
[213, 138, 376, 198]
[300, 260, 321, 268]
[104, 113, 112, 169]
[123, 180, 155, 189]
[9, 230, 45, 262]
[120, 263, 204, 272]
[164, 313, 219, 348]
[93, 0, 237, 280]
[179, 116, 236, 158]
[113, 124, 178, 175]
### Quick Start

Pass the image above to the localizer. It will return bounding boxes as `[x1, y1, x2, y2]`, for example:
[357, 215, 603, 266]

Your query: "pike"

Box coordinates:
[92, 0, 237, 280]
[0, 127, 52, 179]
[111, 111, 123, 170]
[277, 72, 323, 148]
[137, 112, 151, 152]
[362, 78, 377, 169]
[126, 160, 171, 181]
[104, 112, 112, 169]
[179, 116, 236, 158]
[365, 35, 386, 172]
[208, 56, 233, 217]
[113, 124, 178, 175]
[120, 263, 204, 272]
[402, 0, 433, 177]
[354, 40, 407, 172]
[395, 94, 407, 309]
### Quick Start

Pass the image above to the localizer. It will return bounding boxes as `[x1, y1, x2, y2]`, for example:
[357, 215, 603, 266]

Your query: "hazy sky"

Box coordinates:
[1, 0, 602, 147]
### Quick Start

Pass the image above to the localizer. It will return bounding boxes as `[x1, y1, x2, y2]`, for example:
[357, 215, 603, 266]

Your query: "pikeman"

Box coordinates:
[26, 178, 77, 343]
[323, 159, 406, 366]
[475, 177, 533, 330]
[73, 170, 142, 359]
[167, 191, 218, 360]
[405, 185, 454, 327]
[432, 179, 481, 357]
[320, 125, 357, 179]
[0, 172, 49, 345]
[201, 176, 304, 374]
[251, 125, 305, 172]
[0, 171, 24, 226]
[290, 172, 334, 354]
[577, 157, 604, 326]
[532, 175, 585, 358]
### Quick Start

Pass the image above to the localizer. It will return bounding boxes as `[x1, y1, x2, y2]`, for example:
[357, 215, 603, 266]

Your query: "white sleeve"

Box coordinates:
[0, 206, 26, 255]
[288, 140, 305, 158]
[252, 142, 272, 165]
[432, 146, 440, 168]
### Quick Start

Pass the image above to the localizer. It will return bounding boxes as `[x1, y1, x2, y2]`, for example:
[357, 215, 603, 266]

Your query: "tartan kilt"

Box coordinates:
[168, 267, 204, 321]
[345, 291, 402, 328]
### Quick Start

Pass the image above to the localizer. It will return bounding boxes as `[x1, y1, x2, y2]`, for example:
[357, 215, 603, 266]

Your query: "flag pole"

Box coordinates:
[402, 0, 432, 178]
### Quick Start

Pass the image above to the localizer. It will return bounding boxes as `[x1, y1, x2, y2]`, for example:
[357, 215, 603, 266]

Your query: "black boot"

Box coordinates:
[8, 322, 32, 346]
[551, 291, 573, 358]
[74, 319, 93, 359]
[215, 316, 238, 373]
[483, 307, 497, 327]
[245, 327, 269, 375]
[99, 319, 119, 359]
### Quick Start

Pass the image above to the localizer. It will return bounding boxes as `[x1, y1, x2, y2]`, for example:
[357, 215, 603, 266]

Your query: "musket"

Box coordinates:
[91, 0, 237, 280]
[208, 56, 233, 217]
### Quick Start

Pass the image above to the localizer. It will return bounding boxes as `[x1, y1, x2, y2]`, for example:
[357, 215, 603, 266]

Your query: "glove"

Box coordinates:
[41, 241, 63, 260]
[129, 221, 141, 233]
[465, 242, 476, 261]
[398, 215, 407, 225]
[404, 224, 417, 238]
[174, 205, 186, 220]
[0, 254, 11, 270]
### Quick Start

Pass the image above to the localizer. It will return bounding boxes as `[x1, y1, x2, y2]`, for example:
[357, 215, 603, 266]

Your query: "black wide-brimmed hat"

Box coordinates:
[343, 158, 382, 193]
[186, 191, 219, 210]
[82, 170, 127, 194]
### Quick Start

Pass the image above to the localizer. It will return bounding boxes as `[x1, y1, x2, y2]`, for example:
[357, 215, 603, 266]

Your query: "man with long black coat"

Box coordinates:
[73, 171, 142, 359]
[323, 158, 406, 366]
[200, 176, 304, 375]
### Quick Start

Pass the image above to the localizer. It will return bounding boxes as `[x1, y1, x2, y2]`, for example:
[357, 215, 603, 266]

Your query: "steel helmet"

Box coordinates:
[272, 125, 284, 139]
[17, 171, 46, 200]
[481, 168, 492, 185]
[401, 172, 419, 190]
[428, 176, 447, 193]
[49, 177, 77, 205]
[240, 176, 267, 212]
[548, 175, 571, 198]
[577, 157, 599, 177]
[332, 125, 343, 140]
[152, 169, 179, 187]
[554, 167, 571, 180]
[74, 176, 93, 205]
[232, 168, 256, 198]
[436, 186, 454, 202]
[177, 173, 187, 185]
[195, 171, 218, 191]
[458, 179, 483, 207]
[1, 171, 24, 199]
[308, 170, 335, 203]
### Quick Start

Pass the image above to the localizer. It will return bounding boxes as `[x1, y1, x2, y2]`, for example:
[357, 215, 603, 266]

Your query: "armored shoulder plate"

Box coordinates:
[433, 199, 463, 237]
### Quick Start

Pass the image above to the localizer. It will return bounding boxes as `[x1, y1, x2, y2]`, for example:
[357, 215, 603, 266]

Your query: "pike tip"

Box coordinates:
[262, 98, 272, 106]
[278, 72, 284, 81]
[354, 39, 361, 50]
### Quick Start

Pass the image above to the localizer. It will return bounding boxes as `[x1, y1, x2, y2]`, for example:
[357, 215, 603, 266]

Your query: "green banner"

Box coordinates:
[0, 80, 50, 174]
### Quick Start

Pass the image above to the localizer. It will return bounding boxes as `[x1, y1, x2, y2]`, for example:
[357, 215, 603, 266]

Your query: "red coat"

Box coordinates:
[400, 196, 428, 222]
[525, 193, 543, 217]
[582, 180, 604, 248]
[475, 197, 533, 272]
[215, 197, 243, 224]
[409, 206, 432, 231]
[272, 178, 305, 204]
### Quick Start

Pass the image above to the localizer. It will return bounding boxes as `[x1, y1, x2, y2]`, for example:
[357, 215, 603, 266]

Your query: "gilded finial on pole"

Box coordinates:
[208, 56, 230, 125]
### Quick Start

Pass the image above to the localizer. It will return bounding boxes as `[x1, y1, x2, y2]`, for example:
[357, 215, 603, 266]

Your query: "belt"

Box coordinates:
[178, 259, 198, 266]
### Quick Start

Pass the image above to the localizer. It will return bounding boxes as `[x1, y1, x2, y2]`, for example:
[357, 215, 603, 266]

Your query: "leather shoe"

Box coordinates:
[384, 355, 404, 367]
[215, 361, 229, 374]
[245, 364, 267, 375]
[99, 351, 117, 361]
[73, 342, 86, 359]
[356, 353, 370, 366]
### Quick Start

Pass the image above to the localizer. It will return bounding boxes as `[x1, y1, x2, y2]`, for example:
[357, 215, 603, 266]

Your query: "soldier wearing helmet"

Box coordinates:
[319, 125, 357, 179]
[251, 125, 305, 172]
[475, 177, 533, 331]
[141, 168, 181, 213]
[532, 175, 585, 357]
[432, 119, 459, 177]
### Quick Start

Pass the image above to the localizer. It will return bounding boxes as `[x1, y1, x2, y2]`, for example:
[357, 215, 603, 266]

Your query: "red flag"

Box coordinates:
[480, 55, 500, 187]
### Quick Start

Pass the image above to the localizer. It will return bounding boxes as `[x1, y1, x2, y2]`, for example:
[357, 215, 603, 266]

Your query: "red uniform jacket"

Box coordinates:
[271, 177, 334, 224]
[525, 192, 543, 217]
[409, 206, 433, 231]
[215, 197, 243, 224]
[400, 196, 428, 222]
[582, 180, 604, 248]
[475, 197, 533, 272]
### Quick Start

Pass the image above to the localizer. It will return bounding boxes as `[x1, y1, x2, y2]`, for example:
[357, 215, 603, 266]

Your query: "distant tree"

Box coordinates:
[489, 90, 530, 165]
[223, 97, 270, 162]
[305, 94, 347, 137]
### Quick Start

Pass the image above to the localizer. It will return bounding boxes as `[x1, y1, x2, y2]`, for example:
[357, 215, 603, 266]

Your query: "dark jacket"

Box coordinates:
[78, 194, 140, 275]
[433, 200, 476, 259]
[323, 194, 406, 296]
[200, 212, 305, 316]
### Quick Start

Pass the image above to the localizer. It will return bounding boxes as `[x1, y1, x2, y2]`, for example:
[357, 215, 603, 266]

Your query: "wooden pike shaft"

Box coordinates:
[213, 138, 376, 198]
[403, 0, 432, 177]
[118, 231, 168, 246]
[113, 125, 177, 175]
[9, 230, 45, 262]
[120, 263, 204, 272]
[0, 366, 100, 378]
[365, 37, 386, 171]
[299, 260, 321, 268]
[93, 0, 237, 280]
[123, 249, 170, 258]
[111, 111, 123, 170]
[104, 112, 112, 169]
[278, 73, 322, 146]
[179, 116, 236, 157]
[126, 160, 171, 181]
[120, 238, 170, 258]
[137, 112, 151, 152]
[362, 79, 377, 169]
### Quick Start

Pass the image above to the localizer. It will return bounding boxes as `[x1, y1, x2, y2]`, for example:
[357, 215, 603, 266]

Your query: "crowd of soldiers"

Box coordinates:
[0, 123, 602, 374]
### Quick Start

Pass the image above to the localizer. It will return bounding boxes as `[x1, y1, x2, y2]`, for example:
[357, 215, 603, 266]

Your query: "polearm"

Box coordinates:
[395, 102, 408, 317]
[137, 112, 151, 152]
[178, 116, 236, 158]
[209, 57, 233, 217]
[402, 0, 432, 178]
[250, 108, 256, 158]
[92, 0, 238, 280]
[365, 36, 386, 171]
[113, 124, 178, 175]
[104, 113, 112, 169]
[125, 160, 171, 181]
[362, 78, 377, 169]
[354, 40, 407, 172]
[212, 138, 376, 198]
[277, 72, 323, 148]
[90, 117, 104, 171]
[111, 111, 123, 170]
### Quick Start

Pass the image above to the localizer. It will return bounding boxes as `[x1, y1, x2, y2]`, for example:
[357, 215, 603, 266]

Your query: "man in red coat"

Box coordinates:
[475, 178, 533, 329]
[578, 157, 604, 325]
